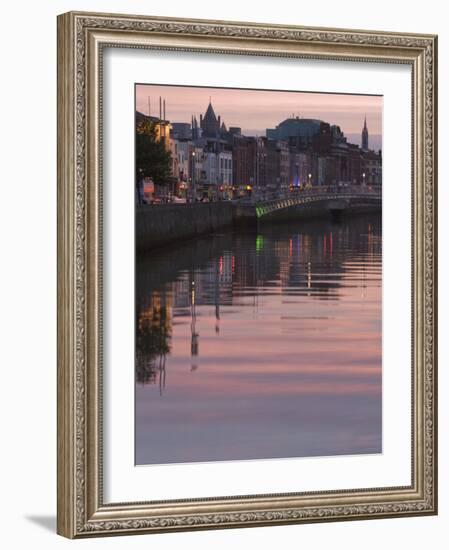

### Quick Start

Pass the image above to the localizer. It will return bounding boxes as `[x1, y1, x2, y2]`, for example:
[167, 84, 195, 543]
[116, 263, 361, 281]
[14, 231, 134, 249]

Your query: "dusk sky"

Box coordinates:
[136, 84, 382, 149]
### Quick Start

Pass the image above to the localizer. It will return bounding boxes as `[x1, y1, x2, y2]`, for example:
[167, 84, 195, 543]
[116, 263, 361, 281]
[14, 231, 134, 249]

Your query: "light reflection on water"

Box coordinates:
[135, 215, 382, 465]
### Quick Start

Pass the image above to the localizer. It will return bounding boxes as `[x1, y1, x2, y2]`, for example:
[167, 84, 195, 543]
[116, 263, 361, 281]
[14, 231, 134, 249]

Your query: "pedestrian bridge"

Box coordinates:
[234, 186, 381, 223]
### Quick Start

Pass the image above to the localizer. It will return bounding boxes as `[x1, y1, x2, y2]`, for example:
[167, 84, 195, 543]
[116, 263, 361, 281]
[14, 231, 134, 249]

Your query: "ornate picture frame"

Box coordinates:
[57, 11, 437, 538]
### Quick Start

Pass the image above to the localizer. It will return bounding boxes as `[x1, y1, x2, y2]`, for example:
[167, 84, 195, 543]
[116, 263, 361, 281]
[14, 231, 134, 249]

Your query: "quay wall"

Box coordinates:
[136, 198, 381, 250]
[136, 202, 233, 251]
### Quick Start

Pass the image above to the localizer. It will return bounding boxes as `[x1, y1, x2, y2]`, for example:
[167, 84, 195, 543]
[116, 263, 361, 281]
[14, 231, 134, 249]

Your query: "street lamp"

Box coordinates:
[362, 172, 366, 187]
[308, 173, 312, 189]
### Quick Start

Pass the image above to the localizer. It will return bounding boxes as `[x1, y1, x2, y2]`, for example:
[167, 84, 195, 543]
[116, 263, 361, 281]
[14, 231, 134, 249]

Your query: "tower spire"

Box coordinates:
[362, 115, 369, 150]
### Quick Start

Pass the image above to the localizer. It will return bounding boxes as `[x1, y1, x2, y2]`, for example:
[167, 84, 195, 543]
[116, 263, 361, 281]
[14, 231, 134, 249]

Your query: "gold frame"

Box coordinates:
[57, 11, 438, 538]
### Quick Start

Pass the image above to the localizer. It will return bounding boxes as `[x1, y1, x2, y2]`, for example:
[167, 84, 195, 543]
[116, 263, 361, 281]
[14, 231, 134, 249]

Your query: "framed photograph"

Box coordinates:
[57, 11, 438, 538]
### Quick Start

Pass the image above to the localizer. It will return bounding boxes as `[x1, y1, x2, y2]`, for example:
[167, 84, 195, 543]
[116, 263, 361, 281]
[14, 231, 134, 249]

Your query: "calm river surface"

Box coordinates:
[135, 215, 382, 465]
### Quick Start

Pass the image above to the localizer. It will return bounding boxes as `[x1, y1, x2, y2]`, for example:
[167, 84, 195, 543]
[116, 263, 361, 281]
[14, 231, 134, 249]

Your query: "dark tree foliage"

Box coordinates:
[136, 118, 172, 186]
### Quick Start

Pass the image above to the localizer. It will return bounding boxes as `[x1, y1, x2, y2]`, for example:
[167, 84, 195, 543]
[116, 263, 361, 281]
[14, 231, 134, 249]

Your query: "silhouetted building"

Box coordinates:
[361, 149, 382, 186]
[200, 100, 223, 137]
[233, 136, 257, 188]
[191, 115, 201, 140]
[171, 122, 192, 140]
[362, 116, 369, 150]
[267, 117, 325, 148]
[246, 138, 290, 192]
[347, 143, 363, 185]
[289, 151, 311, 187]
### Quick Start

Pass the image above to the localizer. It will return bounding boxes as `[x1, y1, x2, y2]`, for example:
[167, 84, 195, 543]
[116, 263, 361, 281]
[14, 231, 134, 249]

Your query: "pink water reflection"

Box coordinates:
[136, 216, 382, 464]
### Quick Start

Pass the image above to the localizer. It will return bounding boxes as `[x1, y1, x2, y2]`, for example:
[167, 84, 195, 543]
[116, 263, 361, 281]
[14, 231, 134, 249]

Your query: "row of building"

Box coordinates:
[136, 100, 382, 199]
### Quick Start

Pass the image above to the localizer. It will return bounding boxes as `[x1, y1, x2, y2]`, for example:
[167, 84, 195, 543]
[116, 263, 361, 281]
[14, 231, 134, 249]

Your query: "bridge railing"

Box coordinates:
[238, 185, 381, 204]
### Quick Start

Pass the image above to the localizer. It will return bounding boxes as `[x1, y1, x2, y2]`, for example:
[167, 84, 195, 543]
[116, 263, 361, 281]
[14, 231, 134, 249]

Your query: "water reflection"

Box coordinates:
[136, 215, 382, 464]
[136, 291, 170, 393]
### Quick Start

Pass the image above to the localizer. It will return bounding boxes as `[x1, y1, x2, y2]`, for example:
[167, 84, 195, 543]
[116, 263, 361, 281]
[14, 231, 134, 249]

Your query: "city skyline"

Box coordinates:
[136, 84, 383, 150]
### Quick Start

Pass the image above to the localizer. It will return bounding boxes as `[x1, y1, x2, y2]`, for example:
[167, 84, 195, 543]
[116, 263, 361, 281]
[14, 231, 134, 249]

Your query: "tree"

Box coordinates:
[136, 117, 172, 186]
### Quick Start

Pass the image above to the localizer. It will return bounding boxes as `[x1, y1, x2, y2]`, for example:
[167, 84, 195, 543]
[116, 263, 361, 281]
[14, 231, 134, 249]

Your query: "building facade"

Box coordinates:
[361, 150, 382, 186]
[203, 150, 233, 187]
[232, 136, 257, 190]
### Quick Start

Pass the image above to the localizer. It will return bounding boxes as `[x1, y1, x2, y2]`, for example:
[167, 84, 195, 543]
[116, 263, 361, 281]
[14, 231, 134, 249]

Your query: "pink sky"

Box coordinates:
[136, 84, 382, 144]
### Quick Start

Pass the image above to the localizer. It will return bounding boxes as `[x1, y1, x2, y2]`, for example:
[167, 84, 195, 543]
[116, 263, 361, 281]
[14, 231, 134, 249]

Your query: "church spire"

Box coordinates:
[362, 115, 369, 150]
[201, 99, 220, 137]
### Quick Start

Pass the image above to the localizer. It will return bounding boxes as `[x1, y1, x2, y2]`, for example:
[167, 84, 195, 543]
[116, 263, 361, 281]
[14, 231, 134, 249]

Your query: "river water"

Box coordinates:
[135, 214, 382, 465]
